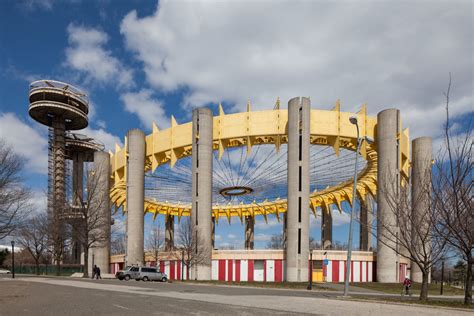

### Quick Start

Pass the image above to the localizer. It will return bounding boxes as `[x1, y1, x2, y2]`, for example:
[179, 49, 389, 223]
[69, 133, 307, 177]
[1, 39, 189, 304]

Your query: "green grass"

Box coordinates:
[353, 296, 473, 310]
[349, 282, 465, 296]
[177, 280, 336, 290]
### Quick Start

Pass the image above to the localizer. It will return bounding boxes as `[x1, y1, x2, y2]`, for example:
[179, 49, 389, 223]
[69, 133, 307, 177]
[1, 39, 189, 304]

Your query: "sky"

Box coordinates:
[0, 0, 472, 249]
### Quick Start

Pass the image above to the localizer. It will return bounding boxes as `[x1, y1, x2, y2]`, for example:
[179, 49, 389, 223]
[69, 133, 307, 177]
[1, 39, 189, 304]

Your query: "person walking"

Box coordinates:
[91, 265, 97, 279]
[96, 266, 101, 280]
[403, 277, 412, 296]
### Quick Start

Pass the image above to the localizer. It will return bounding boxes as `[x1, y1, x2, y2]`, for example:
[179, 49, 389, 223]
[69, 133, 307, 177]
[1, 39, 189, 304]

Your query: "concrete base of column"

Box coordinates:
[245, 216, 254, 250]
[165, 215, 174, 251]
[322, 207, 332, 250]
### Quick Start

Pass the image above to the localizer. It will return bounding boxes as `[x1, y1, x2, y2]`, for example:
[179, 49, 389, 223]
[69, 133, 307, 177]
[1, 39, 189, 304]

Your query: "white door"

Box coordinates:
[254, 260, 264, 281]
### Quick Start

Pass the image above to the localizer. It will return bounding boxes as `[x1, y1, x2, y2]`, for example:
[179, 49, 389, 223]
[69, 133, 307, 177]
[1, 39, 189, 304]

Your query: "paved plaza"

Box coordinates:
[0, 277, 470, 315]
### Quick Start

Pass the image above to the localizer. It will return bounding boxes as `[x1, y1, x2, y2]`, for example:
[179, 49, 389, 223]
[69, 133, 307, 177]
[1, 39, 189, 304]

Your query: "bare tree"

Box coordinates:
[17, 212, 48, 275]
[375, 167, 446, 301]
[432, 76, 473, 305]
[70, 162, 109, 278]
[146, 224, 163, 263]
[173, 218, 210, 280]
[47, 207, 68, 276]
[0, 140, 30, 240]
[266, 233, 284, 249]
[111, 232, 126, 255]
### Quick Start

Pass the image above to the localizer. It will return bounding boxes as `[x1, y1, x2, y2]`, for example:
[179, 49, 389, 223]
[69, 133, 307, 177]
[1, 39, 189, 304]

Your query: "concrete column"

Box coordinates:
[126, 129, 145, 266]
[165, 215, 174, 251]
[92, 151, 111, 273]
[321, 207, 332, 250]
[410, 137, 432, 283]
[71, 151, 84, 264]
[52, 117, 66, 216]
[359, 196, 373, 251]
[244, 216, 254, 250]
[285, 97, 310, 282]
[211, 217, 215, 249]
[376, 109, 400, 283]
[191, 108, 213, 280]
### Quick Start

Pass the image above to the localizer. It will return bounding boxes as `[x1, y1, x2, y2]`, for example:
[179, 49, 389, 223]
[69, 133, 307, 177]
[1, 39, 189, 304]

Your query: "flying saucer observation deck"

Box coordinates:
[28, 80, 89, 130]
[109, 102, 410, 223]
[65, 132, 105, 161]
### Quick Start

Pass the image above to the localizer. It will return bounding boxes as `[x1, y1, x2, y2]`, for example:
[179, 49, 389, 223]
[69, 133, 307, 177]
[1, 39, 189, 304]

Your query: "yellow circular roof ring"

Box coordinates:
[110, 103, 410, 223]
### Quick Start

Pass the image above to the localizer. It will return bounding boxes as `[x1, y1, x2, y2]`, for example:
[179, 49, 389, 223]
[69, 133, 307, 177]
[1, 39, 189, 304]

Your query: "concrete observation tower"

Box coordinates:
[28, 80, 110, 269]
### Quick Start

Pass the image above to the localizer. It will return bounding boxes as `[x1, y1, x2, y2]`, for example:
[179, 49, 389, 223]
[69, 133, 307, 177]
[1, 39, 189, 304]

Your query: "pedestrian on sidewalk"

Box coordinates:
[403, 277, 412, 295]
[91, 265, 97, 279]
[96, 266, 101, 280]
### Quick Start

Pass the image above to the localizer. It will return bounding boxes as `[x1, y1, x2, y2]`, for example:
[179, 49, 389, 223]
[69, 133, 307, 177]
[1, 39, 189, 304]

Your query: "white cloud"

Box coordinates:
[65, 24, 134, 88]
[0, 113, 48, 174]
[254, 233, 272, 242]
[121, 1, 472, 140]
[227, 233, 236, 239]
[310, 208, 350, 228]
[120, 89, 169, 130]
[255, 215, 281, 230]
[82, 127, 123, 152]
[21, 0, 54, 11]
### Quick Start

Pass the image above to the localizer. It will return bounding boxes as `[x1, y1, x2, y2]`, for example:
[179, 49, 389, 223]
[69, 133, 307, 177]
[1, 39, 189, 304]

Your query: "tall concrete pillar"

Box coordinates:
[165, 215, 174, 251]
[321, 207, 332, 249]
[71, 151, 84, 264]
[90, 151, 111, 273]
[410, 137, 432, 283]
[285, 97, 310, 282]
[126, 129, 145, 266]
[245, 216, 254, 250]
[359, 196, 373, 251]
[211, 217, 215, 249]
[376, 109, 400, 283]
[191, 108, 213, 280]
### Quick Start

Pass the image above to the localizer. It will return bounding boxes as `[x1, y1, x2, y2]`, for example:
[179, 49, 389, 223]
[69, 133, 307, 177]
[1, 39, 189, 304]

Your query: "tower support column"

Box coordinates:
[359, 196, 373, 251]
[71, 151, 84, 264]
[165, 215, 174, 251]
[376, 109, 400, 283]
[410, 137, 432, 283]
[126, 129, 145, 266]
[285, 97, 310, 282]
[245, 216, 254, 250]
[90, 151, 111, 273]
[191, 108, 213, 280]
[321, 207, 332, 249]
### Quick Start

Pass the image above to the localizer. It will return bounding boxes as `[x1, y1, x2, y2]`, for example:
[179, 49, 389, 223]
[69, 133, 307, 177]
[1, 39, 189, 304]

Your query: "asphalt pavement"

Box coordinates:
[0, 276, 470, 315]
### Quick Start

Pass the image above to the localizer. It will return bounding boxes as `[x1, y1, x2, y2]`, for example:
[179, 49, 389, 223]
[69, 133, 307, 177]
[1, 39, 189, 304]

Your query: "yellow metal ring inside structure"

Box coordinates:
[109, 102, 410, 223]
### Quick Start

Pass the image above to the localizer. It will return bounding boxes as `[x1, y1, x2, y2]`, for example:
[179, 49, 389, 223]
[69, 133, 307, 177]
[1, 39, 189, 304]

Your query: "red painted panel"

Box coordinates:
[366, 261, 369, 282]
[332, 260, 339, 282]
[360, 261, 363, 282]
[275, 260, 283, 282]
[228, 260, 233, 282]
[248, 260, 254, 282]
[177, 261, 181, 280]
[170, 261, 176, 280]
[218, 260, 226, 281]
[160, 261, 165, 273]
[235, 260, 241, 282]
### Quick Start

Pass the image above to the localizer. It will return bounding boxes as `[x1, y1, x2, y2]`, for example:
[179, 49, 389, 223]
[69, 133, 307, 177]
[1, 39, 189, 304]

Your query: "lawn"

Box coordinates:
[349, 282, 465, 296]
[353, 296, 473, 310]
[179, 280, 336, 290]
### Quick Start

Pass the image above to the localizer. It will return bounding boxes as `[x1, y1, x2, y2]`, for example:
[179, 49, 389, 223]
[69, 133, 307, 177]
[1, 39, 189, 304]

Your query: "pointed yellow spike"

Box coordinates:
[170, 149, 177, 168]
[108, 150, 113, 156]
[115, 143, 121, 153]
[219, 103, 225, 116]
[152, 121, 159, 133]
[218, 140, 225, 160]
[171, 115, 178, 127]
[247, 100, 251, 112]
[358, 103, 367, 115]
[246, 137, 252, 155]
[275, 97, 281, 110]
[332, 99, 340, 112]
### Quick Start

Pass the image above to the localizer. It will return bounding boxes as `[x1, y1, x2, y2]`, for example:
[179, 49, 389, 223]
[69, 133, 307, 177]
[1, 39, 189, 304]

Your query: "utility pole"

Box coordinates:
[11, 240, 15, 279]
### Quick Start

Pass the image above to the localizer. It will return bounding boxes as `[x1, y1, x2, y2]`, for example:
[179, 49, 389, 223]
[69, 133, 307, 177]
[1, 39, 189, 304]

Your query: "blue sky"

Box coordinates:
[0, 0, 472, 248]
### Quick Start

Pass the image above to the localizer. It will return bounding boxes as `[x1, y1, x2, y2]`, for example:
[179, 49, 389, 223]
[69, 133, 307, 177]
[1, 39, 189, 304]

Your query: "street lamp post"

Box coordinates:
[11, 240, 15, 279]
[307, 250, 313, 290]
[343, 116, 373, 297]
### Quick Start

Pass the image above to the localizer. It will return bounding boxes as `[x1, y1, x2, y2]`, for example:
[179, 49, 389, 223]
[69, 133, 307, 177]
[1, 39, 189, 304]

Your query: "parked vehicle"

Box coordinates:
[115, 266, 167, 282]
[0, 269, 11, 274]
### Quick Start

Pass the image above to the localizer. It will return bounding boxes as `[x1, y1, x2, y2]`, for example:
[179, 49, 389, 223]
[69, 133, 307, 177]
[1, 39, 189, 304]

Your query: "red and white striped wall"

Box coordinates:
[112, 259, 377, 283]
[323, 260, 374, 282]
[211, 259, 285, 282]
